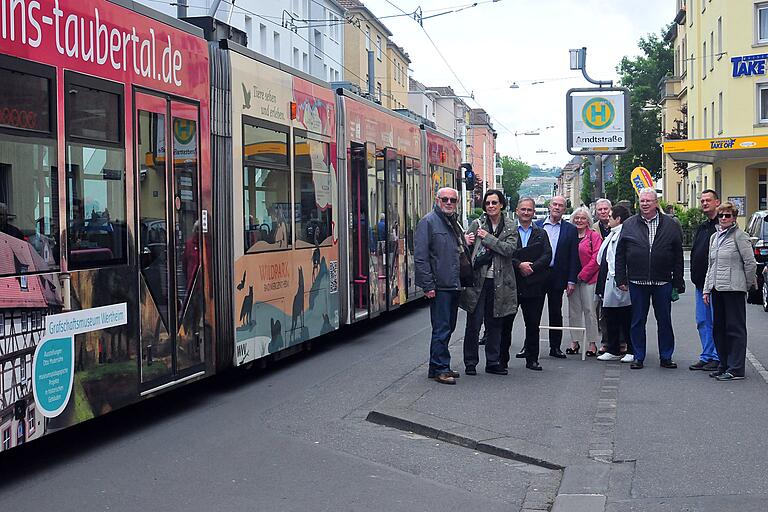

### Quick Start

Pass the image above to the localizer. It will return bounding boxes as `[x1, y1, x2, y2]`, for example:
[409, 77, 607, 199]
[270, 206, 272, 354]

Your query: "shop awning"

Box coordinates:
[663, 135, 768, 163]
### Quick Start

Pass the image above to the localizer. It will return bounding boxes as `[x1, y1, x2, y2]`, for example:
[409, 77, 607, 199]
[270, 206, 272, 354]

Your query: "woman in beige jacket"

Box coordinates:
[702, 202, 757, 381]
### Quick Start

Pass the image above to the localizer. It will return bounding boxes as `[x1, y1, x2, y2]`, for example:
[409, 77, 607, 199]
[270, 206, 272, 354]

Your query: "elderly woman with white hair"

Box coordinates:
[566, 206, 604, 356]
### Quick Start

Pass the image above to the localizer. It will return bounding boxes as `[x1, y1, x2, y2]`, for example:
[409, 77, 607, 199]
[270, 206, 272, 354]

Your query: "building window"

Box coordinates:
[690, 53, 695, 87]
[691, 115, 695, 138]
[302, 52, 308, 72]
[703, 107, 707, 138]
[2, 427, 10, 450]
[0, 313, 4, 337]
[702, 41, 707, 78]
[273, 32, 281, 60]
[293, 48, 300, 69]
[27, 408, 35, 435]
[682, 36, 687, 77]
[717, 17, 722, 57]
[65, 72, 126, 270]
[365, 26, 371, 51]
[0, 58, 60, 275]
[19, 356, 25, 380]
[245, 16, 252, 47]
[294, 135, 332, 249]
[711, 101, 715, 137]
[242, 120, 291, 253]
[718, 92, 723, 134]
[314, 30, 322, 58]
[759, 84, 768, 123]
[710, 32, 714, 70]
[329, 14, 339, 42]
[376, 82, 382, 103]
[758, 3, 768, 43]
[260, 24, 267, 53]
[376, 36, 382, 61]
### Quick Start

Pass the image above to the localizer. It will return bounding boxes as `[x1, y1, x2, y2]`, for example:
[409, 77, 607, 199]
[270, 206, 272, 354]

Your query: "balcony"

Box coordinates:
[658, 75, 682, 102]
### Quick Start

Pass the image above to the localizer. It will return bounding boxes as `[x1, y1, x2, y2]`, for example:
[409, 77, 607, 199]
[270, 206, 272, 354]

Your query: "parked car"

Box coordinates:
[745, 210, 768, 304]
[763, 266, 768, 312]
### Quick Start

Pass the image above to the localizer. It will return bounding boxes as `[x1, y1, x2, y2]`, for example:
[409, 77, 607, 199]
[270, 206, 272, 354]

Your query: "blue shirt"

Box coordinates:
[517, 222, 533, 248]
[542, 217, 561, 267]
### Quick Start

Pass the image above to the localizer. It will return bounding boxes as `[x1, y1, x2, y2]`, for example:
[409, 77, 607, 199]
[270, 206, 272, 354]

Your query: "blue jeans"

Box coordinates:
[629, 283, 675, 363]
[429, 290, 460, 376]
[695, 288, 718, 362]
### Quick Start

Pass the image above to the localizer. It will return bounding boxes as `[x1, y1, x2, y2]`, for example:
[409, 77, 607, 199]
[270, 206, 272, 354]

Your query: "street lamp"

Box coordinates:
[568, 47, 612, 87]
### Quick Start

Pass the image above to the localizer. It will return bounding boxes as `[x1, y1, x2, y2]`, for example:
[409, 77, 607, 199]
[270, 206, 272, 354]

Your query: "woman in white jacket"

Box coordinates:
[596, 205, 633, 362]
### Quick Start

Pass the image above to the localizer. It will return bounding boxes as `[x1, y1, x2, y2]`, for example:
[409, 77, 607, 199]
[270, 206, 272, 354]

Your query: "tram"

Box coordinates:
[0, 0, 461, 453]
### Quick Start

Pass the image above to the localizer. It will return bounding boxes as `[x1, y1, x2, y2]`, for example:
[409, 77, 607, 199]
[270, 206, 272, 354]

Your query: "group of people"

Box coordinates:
[414, 186, 758, 385]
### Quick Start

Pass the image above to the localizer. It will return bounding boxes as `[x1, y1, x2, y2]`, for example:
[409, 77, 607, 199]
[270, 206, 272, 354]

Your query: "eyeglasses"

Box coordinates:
[718, 213, 733, 219]
[439, 197, 458, 204]
[485, 200, 499, 206]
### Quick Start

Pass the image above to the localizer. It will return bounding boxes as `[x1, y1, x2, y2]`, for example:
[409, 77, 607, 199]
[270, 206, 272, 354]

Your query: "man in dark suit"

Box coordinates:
[500, 197, 552, 371]
[533, 195, 579, 358]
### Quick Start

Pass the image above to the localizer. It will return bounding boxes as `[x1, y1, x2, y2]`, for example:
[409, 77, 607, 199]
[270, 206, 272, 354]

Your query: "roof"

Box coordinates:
[337, 0, 393, 36]
[469, 108, 493, 128]
[409, 77, 426, 92]
[386, 42, 411, 64]
[428, 86, 456, 97]
[0, 233, 62, 308]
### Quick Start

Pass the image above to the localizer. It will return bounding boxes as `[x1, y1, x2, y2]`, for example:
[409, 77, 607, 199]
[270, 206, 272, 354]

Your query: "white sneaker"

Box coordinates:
[620, 354, 634, 363]
[597, 352, 622, 361]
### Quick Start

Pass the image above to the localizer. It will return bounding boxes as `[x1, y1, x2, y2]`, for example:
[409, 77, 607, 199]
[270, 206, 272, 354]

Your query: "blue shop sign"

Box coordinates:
[732, 54, 768, 77]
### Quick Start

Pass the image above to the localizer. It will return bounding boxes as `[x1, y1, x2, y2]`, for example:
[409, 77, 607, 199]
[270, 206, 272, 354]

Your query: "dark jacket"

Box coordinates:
[535, 218, 579, 290]
[460, 215, 518, 317]
[690, 216, 719, 289]
[414, 206, 462, 291]
[511, 222, 552, 298]
[614, 211, 685, 293]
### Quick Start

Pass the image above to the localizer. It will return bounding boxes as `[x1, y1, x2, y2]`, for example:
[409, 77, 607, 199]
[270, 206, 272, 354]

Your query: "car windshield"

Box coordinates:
[763, 220, 768, 240]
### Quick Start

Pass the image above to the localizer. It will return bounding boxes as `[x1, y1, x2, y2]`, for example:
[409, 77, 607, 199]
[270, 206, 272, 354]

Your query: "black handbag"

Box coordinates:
[459, 249, 475, 287]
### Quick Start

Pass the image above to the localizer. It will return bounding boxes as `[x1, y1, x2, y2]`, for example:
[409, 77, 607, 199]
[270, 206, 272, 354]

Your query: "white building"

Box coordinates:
[133, 0, 346, 83]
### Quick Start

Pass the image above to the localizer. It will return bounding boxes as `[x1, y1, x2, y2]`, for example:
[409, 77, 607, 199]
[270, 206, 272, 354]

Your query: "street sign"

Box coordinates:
[566, 87, 631, 155]
[630, 166, 655, 195]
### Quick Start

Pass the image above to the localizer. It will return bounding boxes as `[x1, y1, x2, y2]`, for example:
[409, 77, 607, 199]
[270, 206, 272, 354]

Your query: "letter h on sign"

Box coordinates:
[590, 103, 608, 123]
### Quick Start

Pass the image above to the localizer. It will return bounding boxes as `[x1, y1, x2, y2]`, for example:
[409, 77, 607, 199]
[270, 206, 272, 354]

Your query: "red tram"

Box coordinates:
[0, 0, 461, 453]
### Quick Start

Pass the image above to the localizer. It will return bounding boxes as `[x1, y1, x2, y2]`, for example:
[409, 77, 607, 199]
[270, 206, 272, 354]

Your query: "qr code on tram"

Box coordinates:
[329, 260, 338, 294]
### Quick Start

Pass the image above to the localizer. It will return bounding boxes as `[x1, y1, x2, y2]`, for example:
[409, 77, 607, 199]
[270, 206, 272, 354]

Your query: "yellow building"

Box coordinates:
[338, 0, 392, 105]
[386, 42, 410, 111]
[662, 0, 768, 223]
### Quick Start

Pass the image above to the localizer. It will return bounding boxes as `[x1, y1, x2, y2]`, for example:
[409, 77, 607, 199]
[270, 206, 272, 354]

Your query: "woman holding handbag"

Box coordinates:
[567, 207, 604, 357]
[460, 189, 518, 375]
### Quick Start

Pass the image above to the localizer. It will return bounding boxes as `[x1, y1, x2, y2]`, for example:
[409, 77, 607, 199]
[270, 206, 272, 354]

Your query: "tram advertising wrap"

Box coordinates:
[229, 49, 339, 366]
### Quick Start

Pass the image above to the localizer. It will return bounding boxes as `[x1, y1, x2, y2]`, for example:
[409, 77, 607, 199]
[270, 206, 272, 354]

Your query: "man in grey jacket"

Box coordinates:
[415, 187, 470, 385]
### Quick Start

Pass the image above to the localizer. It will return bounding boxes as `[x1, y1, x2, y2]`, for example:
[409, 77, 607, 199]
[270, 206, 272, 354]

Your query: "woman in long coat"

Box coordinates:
[460, 189, 518, 375]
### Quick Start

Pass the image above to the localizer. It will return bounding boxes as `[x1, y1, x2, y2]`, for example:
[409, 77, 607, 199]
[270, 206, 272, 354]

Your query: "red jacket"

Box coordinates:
[577, 230, 602, 284]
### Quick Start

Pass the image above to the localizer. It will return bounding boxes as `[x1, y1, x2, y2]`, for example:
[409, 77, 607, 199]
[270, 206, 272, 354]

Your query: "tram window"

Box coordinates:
[294, 136, 332, 248]
[0, 62, 60, 276]
[243, 123, 288, 167]
[243, 119, 291, 253]
[64, 73, 126, 269]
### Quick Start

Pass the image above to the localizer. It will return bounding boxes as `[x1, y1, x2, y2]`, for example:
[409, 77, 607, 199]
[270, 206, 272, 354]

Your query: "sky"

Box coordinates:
[363, 0, 674, 169]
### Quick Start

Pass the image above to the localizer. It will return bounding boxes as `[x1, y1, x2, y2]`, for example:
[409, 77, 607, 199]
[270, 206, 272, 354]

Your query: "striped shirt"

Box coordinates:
[630, 212, 667, 286]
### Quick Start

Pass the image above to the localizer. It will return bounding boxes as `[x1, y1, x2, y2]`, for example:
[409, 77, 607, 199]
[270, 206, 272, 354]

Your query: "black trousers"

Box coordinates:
[543, 280, 566, 349]
[603, 305, 632, 355]
[499, 295, 545, 366]
[712, 290, 747, 377]
[463, 279, 503, 369]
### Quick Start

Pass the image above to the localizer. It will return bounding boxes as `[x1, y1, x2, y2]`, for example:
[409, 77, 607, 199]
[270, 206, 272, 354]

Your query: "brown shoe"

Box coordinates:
[432, 373, 456, 385]
[446, 370, 460, 378]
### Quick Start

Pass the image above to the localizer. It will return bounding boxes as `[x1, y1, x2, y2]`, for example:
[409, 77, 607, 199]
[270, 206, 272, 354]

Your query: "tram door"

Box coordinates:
[383, 148, 405, 310]
[135, 92, 205, 389]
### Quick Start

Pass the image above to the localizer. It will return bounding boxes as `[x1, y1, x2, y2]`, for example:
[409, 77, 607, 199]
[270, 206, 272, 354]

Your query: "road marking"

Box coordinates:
[746, 349, 768, 384]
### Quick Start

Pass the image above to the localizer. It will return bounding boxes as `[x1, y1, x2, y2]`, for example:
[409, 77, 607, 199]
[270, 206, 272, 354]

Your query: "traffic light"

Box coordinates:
[461, 163, 475, 189]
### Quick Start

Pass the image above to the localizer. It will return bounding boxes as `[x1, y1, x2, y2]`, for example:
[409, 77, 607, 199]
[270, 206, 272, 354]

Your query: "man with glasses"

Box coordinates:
[415, 187, 472, 385]
[688, 189, 721, 372]
[615, 188, 685, 370]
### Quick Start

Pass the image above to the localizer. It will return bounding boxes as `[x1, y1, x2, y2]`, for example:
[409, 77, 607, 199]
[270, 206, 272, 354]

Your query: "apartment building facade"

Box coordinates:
[663, 0, 768, 221]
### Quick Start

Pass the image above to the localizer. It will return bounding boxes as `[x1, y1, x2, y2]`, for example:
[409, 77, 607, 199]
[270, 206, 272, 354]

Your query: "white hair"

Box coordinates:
[570, 206, 592, 222]
[436, 187, 458, 199]
[638, 187, 657, 198]
[595, 198, 612, 208]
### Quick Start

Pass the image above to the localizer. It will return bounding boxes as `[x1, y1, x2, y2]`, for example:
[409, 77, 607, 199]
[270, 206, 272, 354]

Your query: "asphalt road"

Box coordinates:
[0, 302, 554, 512]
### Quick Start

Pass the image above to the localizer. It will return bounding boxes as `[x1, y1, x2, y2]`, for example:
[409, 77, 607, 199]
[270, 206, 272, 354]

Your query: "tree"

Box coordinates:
[500, 156, 531, 208]
[611, 29, 674, 203]
[581, 158, 594, 206]
[664, 103, 689, 177]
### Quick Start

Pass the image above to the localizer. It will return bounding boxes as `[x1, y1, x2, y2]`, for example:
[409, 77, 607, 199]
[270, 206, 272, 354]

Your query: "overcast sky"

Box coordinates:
[363, 0, 674, 168]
